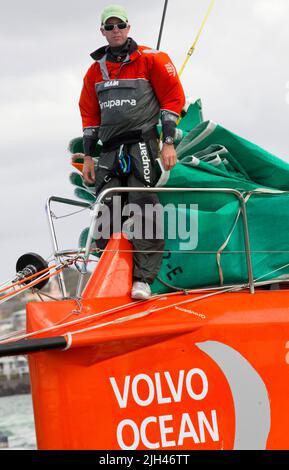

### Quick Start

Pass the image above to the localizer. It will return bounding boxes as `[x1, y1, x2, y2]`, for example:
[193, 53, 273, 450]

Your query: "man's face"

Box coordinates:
[101, 16, 130, 48]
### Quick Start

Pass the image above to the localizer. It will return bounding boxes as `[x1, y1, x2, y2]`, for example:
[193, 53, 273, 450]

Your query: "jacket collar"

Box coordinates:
[90, 38, 138, 61]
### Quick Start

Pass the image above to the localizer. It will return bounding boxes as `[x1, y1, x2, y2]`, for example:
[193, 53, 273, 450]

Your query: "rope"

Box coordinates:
[63, 285, 244, 344]
[0, 283, 244, 346]
[0, 329, 27, 342]
[0, 263, 57, 295]
[254, 262, 289, 283]
[0, 266, 64, 304]
[51, 206, 89, 220]
[0, 297, 159, 344]
[0, 265, 63, 301]
[0, 278, 16, 290]
[79, 248, 289, 254]
[178, 0, 216, 77]
[1, 275, 286, 345]
[0, 256, 79, 304]
[65, 309, 154, 340]
[156, 275, 189, 292]
[0, 251, 96, 305]
[216, 193, 251, 285]
[33, 290, 45, 302]
[31, 289, 60, 302]
[3, 269, 288, 347]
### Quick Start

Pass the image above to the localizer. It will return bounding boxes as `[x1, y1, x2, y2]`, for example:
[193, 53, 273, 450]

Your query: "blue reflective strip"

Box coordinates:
[126, 154, 131, 173]
[118, 153, 131, 174]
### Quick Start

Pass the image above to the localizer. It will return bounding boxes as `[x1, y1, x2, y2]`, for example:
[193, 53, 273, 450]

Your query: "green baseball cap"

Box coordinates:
[101, 4, 128, 24]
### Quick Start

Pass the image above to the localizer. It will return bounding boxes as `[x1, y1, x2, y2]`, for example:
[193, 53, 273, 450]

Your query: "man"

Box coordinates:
[79, 4, 185, 299]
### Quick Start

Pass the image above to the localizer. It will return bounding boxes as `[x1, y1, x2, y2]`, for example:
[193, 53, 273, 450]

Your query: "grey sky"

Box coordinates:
[0, 0, 288, 282]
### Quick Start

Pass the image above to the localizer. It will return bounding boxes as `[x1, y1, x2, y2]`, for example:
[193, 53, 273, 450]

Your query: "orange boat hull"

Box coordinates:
[26, 236, 289, 450]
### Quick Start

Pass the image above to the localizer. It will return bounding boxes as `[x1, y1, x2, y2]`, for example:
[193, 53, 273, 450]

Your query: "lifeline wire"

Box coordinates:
[62, 286, 244, 346]
[51, 206, 90, 220]
[2, 271, 288, 346]
[0, 283, 245, 346]
[0, 285, 237, 345]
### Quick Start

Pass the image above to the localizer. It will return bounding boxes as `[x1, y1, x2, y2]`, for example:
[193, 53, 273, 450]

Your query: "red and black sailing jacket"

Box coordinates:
[79, 39, 185, 145]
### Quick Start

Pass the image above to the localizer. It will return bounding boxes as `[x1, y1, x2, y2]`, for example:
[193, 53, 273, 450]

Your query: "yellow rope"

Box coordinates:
[178, 0, 216, 77]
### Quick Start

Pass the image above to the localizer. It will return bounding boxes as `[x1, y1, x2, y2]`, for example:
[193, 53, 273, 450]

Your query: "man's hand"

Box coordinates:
[161, 143, 177, 171]
[83, 155, 96, 184]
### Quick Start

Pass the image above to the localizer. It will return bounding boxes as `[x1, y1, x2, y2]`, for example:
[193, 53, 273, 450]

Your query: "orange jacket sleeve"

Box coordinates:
[147, 51, 185, 116]
[79, 64, 101, 130]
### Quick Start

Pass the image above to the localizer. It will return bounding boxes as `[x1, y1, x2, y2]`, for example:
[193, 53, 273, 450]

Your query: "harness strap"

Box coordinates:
[102, 127, 158, 152]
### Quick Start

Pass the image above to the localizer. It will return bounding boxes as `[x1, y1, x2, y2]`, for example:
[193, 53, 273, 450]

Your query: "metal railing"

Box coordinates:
[46, 197, 91, 298]
[46, 187, 256, 299]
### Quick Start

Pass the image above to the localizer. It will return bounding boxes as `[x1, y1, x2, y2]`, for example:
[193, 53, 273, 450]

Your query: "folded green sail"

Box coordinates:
[151, 120, 289, 293]
[74, 187, 96, 204]
[68, 101, 289, 294]
[176, 120, 289, 189]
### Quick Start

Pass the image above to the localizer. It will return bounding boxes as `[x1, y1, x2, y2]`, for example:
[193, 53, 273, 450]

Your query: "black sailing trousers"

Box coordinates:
[94, 137, 164, 284]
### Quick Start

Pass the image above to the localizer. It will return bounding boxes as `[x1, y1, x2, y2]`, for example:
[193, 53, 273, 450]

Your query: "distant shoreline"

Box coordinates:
[0, 385, 31, 398]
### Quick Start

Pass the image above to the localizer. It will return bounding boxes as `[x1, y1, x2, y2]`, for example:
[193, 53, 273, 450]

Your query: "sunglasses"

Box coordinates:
[103, 22, 128, 31]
